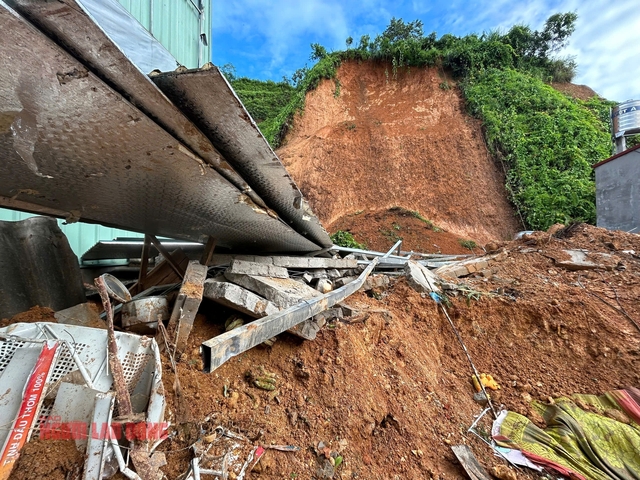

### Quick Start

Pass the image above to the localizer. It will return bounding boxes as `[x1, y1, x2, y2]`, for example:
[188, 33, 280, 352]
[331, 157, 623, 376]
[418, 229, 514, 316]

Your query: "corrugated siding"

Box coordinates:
[0, 0, 212, 257]
[117, 0, 211, 68]
[0, 210, 143, 258]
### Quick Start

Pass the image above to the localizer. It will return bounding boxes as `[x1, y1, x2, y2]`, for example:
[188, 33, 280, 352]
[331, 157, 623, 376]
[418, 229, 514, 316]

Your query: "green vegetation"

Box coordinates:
[459, 239, 478, 250]
[330, 231, 366, 249]
[463, 70, 613, 228]
[227, 12, 616, 231]
[391, 207, 443, 231]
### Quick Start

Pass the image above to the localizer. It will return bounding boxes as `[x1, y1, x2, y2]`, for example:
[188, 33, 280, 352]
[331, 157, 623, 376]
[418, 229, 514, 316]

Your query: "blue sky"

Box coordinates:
[211, 0, 639, 102]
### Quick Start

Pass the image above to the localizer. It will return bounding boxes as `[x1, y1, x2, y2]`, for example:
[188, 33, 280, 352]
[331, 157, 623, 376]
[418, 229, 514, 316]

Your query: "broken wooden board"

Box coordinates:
[129, 248, 189, 295]
[167, 261, 208, 358]
[451, 445, 492, 480]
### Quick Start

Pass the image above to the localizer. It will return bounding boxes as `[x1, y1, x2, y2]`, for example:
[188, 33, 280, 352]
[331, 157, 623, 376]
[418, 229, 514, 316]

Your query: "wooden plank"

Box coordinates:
[129, 248, 188, 295]
[451, 445, 492, 480]
[200, 236, 216, 266]
[148, 234, 185, 280]
[168, 261, 208, 358]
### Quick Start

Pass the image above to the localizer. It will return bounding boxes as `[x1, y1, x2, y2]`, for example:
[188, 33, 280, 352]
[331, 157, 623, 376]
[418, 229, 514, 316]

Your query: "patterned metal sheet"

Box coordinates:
[5, 0, 268, 209]
[0, 2, 319, 252]
[151, 67, 333, 248]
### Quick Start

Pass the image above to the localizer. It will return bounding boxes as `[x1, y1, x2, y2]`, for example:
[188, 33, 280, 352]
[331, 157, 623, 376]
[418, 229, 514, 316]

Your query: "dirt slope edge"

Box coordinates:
[278, 60, 521, 243]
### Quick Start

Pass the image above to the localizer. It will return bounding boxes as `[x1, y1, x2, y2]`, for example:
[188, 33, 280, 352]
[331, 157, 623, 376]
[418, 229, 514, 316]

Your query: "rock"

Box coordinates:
[363, 274, 389, 291]
[316, 278, 333, 293]
[492, 465, 517, 480]
[473, 391, 489, 406]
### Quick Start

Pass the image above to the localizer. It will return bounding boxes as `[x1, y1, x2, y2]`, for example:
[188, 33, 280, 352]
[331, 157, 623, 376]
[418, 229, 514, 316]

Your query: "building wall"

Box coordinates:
[117, 0, 211, 68]
[595, 148, 640, 233]
[0, 1, 212, 257]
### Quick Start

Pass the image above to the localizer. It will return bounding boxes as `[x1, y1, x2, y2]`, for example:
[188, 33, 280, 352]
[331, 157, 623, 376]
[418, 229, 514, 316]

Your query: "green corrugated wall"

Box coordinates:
[117, 0, 211, 69]
[0, 0, 212, 258]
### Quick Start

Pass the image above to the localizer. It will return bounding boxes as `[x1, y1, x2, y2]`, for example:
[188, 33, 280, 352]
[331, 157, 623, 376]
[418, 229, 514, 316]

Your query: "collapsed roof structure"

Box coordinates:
[0, 0, 331, 253]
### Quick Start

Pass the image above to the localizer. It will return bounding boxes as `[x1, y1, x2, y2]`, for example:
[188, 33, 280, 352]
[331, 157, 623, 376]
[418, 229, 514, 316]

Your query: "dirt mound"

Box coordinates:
[328, 207, 484, 254]
[551, 82, 600, 100]
[278, 60, 521, 244]
[153, 223, 639, 479]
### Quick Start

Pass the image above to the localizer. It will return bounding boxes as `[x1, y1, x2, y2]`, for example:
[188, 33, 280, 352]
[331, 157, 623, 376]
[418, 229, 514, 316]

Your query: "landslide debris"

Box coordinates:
[154, 223, 639, 479]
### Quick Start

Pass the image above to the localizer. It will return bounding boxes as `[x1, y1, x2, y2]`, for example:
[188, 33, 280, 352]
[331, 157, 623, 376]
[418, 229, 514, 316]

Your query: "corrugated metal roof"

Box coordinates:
[0, 2, 321, 252]
[152, 66, 332, 249]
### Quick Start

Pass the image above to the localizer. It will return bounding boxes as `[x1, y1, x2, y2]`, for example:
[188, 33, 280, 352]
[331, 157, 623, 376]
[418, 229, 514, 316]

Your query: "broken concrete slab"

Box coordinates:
[555, 250, 617, 271]
[224, 274, 321, 309]
[203, 277, 280, 318]
[404, 260, 441, 293]
[224, 274, 324, 340]
[435, 256, 493, 279]
[227, 259, 289, 279]
[210, 254, 357, 269]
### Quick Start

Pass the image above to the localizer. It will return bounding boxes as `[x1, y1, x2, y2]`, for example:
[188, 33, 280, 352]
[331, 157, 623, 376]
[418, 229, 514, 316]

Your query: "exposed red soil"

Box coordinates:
[152, 224, 640, 480]
[278, 60, 522, 244]
[0, 305, 56, 327]
[5, 225, 640, 479]
[328, 207, 485, 254]
[550, 82, 599, 100]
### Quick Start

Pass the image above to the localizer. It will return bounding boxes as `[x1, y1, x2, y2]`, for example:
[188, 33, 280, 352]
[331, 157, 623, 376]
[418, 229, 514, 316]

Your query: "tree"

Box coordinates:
[310, 43, 328, 61]
[381, 17, 424, 42]
[540, 12, 578, 55]
[346, 36, 353, 49]
[219, 63, 236, 81]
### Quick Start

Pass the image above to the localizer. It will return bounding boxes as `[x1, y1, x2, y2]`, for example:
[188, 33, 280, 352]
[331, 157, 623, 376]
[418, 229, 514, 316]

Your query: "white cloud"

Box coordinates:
[214, 0, 350, 77]
[214, 0, 640, 101]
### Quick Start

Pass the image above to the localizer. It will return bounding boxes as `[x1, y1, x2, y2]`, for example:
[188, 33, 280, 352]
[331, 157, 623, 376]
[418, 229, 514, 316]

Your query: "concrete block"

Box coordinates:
[404, 260, 441, 293]
[327, 269, 342, 279]
[314, 308, 343, 323]
[227, 259, 289, 278]
[204, 278, 279, 318]
[334, 277, 358, 288]
[224, 273, 321, 308]
[209, 255, 357, 269]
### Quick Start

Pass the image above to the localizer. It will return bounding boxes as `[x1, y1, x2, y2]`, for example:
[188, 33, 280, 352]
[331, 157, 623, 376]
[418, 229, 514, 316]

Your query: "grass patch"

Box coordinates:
[458, 239, 478, 250]
[331, 231, 366, 249]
